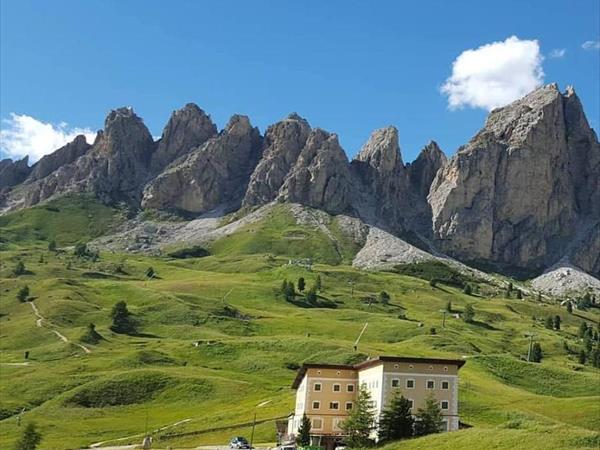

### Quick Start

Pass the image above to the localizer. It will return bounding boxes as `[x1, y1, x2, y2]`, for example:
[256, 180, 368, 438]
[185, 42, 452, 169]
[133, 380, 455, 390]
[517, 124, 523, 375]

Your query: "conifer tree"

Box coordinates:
[340, 385, 376, 447]
[296, 413, 311, 446]
[378, 392, 414, 442]
[414, 395, 444, 436]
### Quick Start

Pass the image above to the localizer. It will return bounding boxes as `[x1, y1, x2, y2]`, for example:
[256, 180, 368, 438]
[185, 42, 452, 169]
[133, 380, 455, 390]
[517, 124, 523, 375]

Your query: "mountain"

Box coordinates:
[429, 84, 600, 276]
[1, 83, 598, 280]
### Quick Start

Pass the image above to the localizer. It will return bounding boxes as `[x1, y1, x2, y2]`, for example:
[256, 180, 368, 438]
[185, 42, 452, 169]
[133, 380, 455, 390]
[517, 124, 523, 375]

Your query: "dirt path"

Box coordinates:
[29, 301, 91, 354]
[89, 418, 192, 448]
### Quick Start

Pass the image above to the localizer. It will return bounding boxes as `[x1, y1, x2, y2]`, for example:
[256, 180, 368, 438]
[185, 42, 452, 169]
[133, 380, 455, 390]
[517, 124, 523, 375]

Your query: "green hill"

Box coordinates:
[0, 196, 598, 449]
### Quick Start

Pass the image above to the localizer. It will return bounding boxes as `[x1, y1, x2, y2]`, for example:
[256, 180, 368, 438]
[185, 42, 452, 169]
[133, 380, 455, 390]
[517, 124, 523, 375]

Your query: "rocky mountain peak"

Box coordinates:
[242, 113, 312, 207]
[26, 134, 92, 182]
[151, 103, 217, 172]
[429, 83, 599, 274]
[408, 140, 447, 199]
[355, 126, 404, 173]
[0, 156, 30, 189]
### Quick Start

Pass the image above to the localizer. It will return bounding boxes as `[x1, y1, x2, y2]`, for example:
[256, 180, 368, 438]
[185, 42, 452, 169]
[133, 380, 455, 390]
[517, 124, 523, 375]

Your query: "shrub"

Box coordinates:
[17, 286, 30, 302]
[14, 261, 26, 276]
[463, 304, 475, 323]
[167, 246, 210, 259]
[110, 301, 135, 334]
[14, 423, 41, 450]
[74, 242, 88, 257]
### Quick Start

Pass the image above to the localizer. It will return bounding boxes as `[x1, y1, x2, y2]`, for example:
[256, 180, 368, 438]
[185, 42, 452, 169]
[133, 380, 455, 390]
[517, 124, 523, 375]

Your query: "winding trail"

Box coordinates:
[29, 301, 91, 354]
[89, 418, 192, 448]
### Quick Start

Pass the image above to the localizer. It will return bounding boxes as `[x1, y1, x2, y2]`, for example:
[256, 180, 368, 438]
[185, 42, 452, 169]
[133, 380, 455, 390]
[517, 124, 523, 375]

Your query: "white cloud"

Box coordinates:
[441, 36, 545, 111]
[549, 48, 566, 58]
[0, 113, 96, 163]
[582, 40, 600, 50]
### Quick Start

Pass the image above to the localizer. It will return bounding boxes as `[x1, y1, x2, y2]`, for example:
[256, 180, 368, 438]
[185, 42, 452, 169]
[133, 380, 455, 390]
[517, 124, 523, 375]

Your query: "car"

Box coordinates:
[230, 437, 251, 449]
[276, 445, 296, 450]
[334, 444, 347, 450]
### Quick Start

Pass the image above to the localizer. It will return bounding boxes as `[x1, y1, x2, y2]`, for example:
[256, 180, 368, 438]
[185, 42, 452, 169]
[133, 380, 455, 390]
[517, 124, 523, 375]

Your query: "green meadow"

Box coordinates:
[0, 197, 598, 449]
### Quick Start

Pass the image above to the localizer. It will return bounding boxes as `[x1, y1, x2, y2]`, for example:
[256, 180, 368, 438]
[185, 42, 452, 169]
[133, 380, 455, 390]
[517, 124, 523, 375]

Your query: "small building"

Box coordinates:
[287, 356, 466, 449]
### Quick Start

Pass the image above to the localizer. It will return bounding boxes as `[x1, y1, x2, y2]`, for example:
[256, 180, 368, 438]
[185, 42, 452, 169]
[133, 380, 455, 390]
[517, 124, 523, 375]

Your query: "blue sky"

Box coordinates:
[1, 0, 599, 163]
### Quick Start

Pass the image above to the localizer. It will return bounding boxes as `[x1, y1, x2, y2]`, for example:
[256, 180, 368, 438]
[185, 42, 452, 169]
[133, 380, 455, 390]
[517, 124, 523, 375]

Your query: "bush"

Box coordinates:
[14, 423, 41, 450]
[74, 242, 88, 257]
[110, 301, 135, 334]
[17, 286, 30, 302]
[394, 261, 474, 288]
[463, 304, 475, 323]
[80, 323, 103, 345]
[167, 246, 210, 259]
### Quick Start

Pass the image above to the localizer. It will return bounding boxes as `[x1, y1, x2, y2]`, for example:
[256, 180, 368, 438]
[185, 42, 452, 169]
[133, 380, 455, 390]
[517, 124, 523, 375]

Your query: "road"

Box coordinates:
[29, 301, 91, 354]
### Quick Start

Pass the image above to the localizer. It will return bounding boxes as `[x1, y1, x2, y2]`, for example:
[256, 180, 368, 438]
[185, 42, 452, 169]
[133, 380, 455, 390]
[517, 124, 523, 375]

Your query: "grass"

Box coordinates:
[0, 195, 598, 449]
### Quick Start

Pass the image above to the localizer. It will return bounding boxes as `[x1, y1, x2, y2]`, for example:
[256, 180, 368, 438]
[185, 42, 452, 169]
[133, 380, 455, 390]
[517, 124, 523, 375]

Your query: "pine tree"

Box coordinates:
[553, 315, 561, 330]
[74, 242, 88, 257]
[297, 277, 306, 292]
[531, 343, 543, 363]
[516, 289, 523, 299]
[414, 395, 444, 436]
[15, 423, 41, 450]
[379, 291, 390, 305]
[446, 301, 452, 312]
[566, 302, 573, 313]
[463, 304, 475, 323]
[284, 282, 296, 302]
[145, 267, 155, 279]
[14, 261, 26, 276]
[544, 316, 554, 330]
[17, 286, 30, 302]
[315, 274, 322, 291]
[110, 301, 135, 334]
[296, 413, 311, 446]
[306, 286, 318, 304]
[48, 240, 57, 252]
[463, 284, 472, 295]
[378, 392, 414, 442]
[340, 385, 376, 447]
[578, 349, 587, 364]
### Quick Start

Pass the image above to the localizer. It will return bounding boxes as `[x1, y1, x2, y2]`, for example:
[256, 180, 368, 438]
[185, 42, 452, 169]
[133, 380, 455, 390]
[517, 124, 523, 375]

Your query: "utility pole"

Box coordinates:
[354, 322, 368, 351]
[250, 400, 271, 448]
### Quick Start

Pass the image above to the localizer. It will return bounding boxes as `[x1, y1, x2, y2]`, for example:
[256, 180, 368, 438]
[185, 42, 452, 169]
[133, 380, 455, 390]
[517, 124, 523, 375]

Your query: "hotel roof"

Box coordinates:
[291, 356, 466, 389]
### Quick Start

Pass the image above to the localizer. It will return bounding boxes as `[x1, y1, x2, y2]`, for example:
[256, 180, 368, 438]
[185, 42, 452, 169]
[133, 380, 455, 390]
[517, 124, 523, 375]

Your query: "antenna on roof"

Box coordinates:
[354, 322, 368, 351]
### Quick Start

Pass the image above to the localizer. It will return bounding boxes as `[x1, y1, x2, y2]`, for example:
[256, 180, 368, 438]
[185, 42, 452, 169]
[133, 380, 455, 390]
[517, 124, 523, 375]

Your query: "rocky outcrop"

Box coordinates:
[14, 107, 155, 207]
[150, 103, 217, 172]
[142, 115, 262, 214]
[0, 157, 30, 189]
[243, 113, 311, 206]
[26, 135, 92, 182]
[429, 84, 600, 272]
[408, 141, 447, 198]
[277, 129, 352, 214]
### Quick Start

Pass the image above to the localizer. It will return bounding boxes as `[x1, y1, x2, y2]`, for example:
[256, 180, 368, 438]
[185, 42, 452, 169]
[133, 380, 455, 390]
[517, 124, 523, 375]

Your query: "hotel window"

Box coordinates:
[442, 419, 448, 431]
[346, 402, 353, 410]
[336, 370, 341, 375]
[391, 379, 400, 388]
[314, 383, 322, 392]
[406, 379, 415, 389]
[409, 364, 414, 369]
[442, 380, 449, 390]
[426, 380, 435, 389]
[312, 418, 323, 429]
[312, 401, 320, 410]
[441, 400, 449, 410]
[429, 365, 434, 370]
[394, 364, 399, 369]
[333, 383, 341, 392]
[330, 401, 339, 410]
[347, 384, 355, 392]
[407, 399, 414, 409]
[444, 366, 449, 372]
[317, 370, 321, 374]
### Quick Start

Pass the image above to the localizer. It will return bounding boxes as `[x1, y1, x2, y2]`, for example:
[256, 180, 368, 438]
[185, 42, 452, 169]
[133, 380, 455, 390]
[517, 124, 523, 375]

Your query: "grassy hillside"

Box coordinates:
[0, 197, 599, 449]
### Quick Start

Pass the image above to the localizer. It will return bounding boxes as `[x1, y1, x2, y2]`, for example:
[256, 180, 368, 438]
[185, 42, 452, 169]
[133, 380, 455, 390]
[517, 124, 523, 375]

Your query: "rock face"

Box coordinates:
[0, 157, 30, 189]
[429, 84, 600, 273]
[243, 113, 311, 206]
[350, 126, 426, 231]
[278, 129, 353, 214]
[15, 107, 155, 206]
[142, 115, 262, 213]
[408, 141, 447, 198]
[150, 103, 217, 172]
[26, 135, 92, 182]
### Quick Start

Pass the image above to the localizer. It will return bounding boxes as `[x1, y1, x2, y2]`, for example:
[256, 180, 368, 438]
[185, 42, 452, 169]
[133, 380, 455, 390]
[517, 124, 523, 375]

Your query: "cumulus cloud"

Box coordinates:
[582, 40, 600, 50]
[0, 113, 96, 163]
[549, 48, 566, 58]
[441, 36, 545, 111]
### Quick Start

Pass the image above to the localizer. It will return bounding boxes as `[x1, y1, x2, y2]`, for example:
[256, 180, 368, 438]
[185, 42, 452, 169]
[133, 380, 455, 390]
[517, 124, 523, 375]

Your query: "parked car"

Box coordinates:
[230, 437, 251, 449]
[276, 445, 296, 450]
[334, 444, 347, 450]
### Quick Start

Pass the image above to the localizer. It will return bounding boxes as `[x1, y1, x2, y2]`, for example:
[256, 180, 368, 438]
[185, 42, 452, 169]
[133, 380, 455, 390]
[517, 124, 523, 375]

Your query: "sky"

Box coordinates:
[1, 0, 599, 163]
